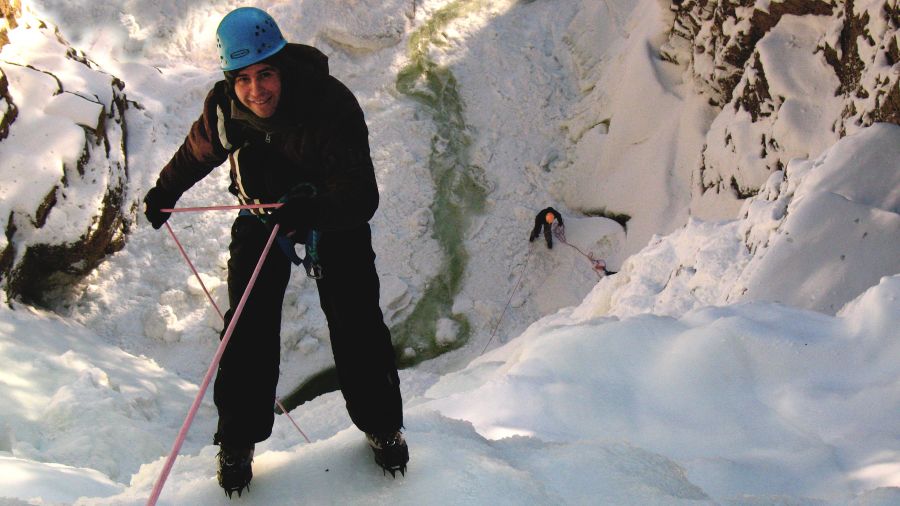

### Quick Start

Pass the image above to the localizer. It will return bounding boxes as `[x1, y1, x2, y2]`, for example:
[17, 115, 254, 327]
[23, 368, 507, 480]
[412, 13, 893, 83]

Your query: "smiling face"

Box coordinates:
[233, 63, 282, 118]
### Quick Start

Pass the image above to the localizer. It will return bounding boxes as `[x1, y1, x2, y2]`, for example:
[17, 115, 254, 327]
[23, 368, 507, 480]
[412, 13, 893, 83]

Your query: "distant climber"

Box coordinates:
[529, 207, 564, 249]
[528, 207, 615, 277]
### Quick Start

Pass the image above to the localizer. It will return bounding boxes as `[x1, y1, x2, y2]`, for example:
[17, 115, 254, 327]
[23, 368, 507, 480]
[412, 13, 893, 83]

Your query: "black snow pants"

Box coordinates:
[213, 215, 403, 447]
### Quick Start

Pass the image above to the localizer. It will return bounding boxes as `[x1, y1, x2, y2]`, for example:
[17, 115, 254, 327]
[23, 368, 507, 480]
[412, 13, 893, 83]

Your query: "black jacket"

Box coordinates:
[155, 44, 378, 232]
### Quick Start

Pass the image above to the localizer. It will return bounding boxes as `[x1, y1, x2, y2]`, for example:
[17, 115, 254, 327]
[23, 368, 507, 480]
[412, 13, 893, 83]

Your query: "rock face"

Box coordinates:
[0, 12, 130, 303]
[663, 0, 900, 207]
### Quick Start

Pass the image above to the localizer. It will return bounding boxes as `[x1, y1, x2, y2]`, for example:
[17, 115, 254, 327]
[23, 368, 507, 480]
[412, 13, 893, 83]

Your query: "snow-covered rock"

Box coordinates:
[0, 13, 129, 303]
[665, 0, 900, 214]
[560, 0, 900, 256]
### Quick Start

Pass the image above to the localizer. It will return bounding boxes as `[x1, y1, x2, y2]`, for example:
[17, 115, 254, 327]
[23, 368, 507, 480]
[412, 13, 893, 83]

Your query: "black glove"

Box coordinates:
[269, 183, 317, 237]
[143, 185, 178, 229]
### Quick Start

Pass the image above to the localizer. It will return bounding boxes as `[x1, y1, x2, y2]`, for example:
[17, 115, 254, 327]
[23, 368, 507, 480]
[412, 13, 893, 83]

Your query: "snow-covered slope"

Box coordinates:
[3, 227, 899, 504]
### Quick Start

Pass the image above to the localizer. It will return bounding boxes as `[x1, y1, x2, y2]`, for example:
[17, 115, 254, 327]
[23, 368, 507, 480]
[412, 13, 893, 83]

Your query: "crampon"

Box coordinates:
[366, 431, 409, 477]
[217, 443, 254, 498]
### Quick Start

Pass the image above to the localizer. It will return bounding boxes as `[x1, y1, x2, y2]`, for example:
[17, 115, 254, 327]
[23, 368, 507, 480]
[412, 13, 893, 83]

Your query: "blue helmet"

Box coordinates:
[216, 7, 287, 71]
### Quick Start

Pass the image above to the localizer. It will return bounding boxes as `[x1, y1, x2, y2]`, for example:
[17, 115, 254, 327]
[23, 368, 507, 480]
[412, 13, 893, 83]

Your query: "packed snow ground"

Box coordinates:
[2, 0, 900, 504]
[4, 259, 900, 504]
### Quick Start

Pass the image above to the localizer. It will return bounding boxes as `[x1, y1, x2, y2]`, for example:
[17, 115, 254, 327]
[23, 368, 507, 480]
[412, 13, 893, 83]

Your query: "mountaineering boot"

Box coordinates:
[366, 431, 409, 477]
[217, 443, 254, 498]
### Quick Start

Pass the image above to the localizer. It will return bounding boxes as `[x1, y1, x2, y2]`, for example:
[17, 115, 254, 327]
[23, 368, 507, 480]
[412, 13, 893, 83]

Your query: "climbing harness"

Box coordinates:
[239, 209, 324, 279]
[273, 183, 324, 279]
[155, 203, 282, 213]
[147, 202, 311, 506]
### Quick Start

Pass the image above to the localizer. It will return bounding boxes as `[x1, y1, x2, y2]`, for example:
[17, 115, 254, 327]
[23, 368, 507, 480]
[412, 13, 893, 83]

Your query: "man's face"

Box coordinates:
[233, 63, 282, 118]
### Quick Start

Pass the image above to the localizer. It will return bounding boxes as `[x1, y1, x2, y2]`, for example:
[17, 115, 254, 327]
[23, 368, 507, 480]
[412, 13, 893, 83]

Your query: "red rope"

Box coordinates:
[481, 247, 532, 355]
[274, 398, 312, 444]
[552, 225, 608, 278]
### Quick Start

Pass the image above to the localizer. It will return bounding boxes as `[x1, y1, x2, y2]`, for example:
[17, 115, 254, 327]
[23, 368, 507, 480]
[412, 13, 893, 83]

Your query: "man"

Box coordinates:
[529, 207, 564, 249]
[143, 7, 407, 497]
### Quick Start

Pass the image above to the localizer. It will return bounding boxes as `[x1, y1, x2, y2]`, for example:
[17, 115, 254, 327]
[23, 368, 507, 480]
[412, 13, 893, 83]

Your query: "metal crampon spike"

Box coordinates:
[367, 431, 409, 478]
[224, 484, 249, 499]
[383, 465, 406, 478]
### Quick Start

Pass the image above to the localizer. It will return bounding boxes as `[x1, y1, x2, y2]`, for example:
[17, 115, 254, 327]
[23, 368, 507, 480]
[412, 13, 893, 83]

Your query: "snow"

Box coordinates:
[1, 0, 899, 505]
[558, 0, 713, 253]
[0, 14, 127, 282]
[733, 124, 900, 313]
[703, 13, 844, 199]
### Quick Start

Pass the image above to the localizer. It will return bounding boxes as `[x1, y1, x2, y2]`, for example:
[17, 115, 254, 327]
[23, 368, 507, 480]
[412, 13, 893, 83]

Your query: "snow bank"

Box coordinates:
[0, 16, 124, 233]
[557, 0, 713, 254]
[0, 303, 215, 489]
[734, 123, 900, 313]
[422, 272, 900, 503]
[702, 14, 843, 199]
[5, 276, 900, 505]
[0, 456, 123, 503]
[87, 410, 713, 505]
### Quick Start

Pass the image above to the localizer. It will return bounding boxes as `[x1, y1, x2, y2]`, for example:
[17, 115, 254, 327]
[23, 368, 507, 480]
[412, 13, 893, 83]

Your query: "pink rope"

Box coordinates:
[163, 221, 312, 449]
[164, 224, 312, 446]
[274, 398, 312, 444]
[164, 222, 224, 319]
[146, 223, 281, 506]
[161, 203, 282, 213]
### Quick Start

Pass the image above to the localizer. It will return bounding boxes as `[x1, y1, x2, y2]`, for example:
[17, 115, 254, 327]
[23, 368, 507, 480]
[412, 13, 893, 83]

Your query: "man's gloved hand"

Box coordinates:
[143, 186, 178, 229]
[269, 183, 317, 238]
